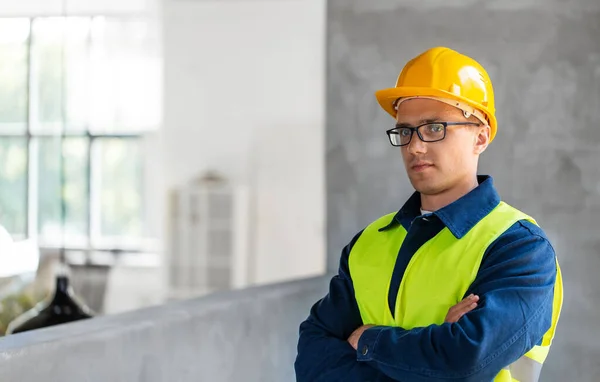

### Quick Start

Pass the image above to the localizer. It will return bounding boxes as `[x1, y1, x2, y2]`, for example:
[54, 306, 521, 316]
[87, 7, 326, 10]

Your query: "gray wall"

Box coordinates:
[326, 1, 600, 381]
[0, 276, 330, 382]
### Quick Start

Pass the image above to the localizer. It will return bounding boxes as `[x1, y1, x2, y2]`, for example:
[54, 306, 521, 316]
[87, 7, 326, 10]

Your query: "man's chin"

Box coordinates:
[408, 176, 441, 195]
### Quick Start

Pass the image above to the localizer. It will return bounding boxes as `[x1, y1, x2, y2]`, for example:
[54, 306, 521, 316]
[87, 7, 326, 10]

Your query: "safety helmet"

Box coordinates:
[375, 47, 497, 142]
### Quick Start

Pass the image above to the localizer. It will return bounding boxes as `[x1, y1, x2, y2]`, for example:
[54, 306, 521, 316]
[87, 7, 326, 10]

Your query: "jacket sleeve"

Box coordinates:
[355, 221, 558, 382]
[295, 230, 395, 382]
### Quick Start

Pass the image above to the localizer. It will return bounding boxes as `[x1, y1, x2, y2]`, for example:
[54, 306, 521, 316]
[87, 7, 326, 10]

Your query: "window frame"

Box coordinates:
[0, 16, 151, 258]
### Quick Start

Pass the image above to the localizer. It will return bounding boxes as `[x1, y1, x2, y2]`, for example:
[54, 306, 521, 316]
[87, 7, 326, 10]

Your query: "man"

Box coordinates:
[294, 47, 563, 382]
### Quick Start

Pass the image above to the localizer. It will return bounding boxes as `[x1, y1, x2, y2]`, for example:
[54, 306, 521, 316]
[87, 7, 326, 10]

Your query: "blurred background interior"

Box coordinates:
[0, 0, 326, 328]
[0, 0, 598, 381]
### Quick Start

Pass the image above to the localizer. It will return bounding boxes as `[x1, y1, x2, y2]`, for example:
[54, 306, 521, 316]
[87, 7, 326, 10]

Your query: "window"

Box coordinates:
[0, 16, 160, 252]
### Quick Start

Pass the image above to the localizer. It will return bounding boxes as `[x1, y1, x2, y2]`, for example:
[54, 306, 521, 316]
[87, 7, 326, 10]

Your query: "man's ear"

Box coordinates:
[474, 125, 490, 155]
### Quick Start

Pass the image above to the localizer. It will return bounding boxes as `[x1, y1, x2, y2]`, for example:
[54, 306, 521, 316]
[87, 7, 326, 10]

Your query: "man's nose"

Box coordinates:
[406, 132, 427, 154]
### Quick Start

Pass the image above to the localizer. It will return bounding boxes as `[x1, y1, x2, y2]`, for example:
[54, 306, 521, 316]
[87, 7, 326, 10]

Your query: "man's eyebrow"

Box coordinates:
[395, 118, 440, 128]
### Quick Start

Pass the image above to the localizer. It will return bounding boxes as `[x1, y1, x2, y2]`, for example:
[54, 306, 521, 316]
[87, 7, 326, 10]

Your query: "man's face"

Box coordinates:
[396, 98, 489, 195]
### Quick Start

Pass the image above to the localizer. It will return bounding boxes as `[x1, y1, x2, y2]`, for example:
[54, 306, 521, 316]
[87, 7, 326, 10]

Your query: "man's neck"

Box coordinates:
[420, 176, 479, 212]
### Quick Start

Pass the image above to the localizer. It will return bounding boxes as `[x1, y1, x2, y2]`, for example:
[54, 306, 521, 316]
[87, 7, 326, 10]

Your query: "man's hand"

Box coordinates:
[445, 294, 479, 323]
[347, 324, 374, 350]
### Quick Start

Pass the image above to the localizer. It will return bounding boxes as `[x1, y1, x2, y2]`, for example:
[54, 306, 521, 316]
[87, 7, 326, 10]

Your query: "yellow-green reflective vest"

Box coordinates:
[349, 201, 563, 382]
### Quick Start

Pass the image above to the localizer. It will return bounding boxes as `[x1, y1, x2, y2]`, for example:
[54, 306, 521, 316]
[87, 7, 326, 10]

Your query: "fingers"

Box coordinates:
[445, 294, 479, 323]
[457, 294, 479, 310]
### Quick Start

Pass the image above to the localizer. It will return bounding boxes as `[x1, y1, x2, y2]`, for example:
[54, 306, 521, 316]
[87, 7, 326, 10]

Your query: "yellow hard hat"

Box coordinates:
[375, 47, 497, 142]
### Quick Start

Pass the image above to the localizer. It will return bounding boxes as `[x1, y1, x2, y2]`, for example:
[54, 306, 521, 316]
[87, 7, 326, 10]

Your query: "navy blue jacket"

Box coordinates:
[295, 176, 557, 382]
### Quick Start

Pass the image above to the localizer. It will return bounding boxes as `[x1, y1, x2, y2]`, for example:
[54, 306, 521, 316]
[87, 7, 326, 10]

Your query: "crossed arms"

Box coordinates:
[294, 223, 557, 382]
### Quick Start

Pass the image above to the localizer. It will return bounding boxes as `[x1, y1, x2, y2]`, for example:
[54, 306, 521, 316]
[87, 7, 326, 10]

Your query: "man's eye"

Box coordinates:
[400, 128, 412, 136]
[427, 124, 444, 133]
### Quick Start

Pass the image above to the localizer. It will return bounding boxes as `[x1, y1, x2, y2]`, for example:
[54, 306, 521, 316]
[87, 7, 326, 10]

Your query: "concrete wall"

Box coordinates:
[326, 1, 600, 381]
[161, 0, 327, 286]
[0, 276, 329, 382]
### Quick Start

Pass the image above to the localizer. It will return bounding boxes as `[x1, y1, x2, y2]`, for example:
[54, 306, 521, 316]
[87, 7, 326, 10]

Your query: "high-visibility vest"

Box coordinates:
[349, 201, 563, 382]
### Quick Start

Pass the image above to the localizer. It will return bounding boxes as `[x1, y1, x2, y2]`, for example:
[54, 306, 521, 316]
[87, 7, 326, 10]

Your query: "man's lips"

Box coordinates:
[411, 162, 434, 172]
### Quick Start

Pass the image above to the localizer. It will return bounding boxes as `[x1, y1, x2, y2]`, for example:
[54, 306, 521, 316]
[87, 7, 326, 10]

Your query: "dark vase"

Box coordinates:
[6, 275, 94, 334]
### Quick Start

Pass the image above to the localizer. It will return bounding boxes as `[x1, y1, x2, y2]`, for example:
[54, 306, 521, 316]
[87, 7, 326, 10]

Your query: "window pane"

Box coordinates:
[0, 138, 27, 236]
[99, 138, 143, 240]
[37, 137, 89, 245]
[0, 19, 29, 134]
[31, 18, 64, 133]
[30, 18, 92, 133]
[90, 17, 161, 133]
[65, 18, 92, 132]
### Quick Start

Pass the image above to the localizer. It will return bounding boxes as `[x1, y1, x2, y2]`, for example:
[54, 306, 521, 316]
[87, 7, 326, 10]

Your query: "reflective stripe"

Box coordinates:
[510, 355, 543, 382]
[542, 260, 564, 347]
[495, 367, 513, 381]
[524, 345, 550, 364]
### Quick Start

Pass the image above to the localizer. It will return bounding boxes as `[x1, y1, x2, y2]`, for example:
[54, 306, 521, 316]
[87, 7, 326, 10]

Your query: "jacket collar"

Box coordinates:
[378, 175, 501, 239]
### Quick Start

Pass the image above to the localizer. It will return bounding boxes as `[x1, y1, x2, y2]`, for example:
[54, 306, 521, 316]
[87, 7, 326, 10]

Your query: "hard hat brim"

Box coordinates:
[375, 87, 497, 142]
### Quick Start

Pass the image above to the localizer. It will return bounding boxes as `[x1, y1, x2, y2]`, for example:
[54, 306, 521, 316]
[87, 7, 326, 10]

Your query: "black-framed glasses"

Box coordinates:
[386, 122, 480, 147]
